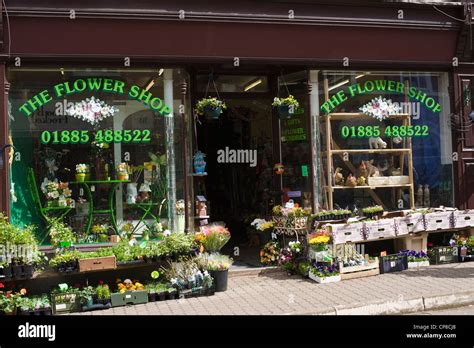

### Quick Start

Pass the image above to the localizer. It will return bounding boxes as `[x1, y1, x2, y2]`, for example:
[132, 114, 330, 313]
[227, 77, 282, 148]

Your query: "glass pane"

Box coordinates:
[195, 75, 269, 93]
[8, 67, 189, 244]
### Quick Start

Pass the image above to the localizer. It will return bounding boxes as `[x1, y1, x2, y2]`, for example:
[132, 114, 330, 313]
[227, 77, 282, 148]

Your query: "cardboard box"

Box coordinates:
[453, 210, 474, 229]
[403, 213, 426, 233]
[79, 256, 116, 273]
[424, 212, 453, 231]
[328, 223, 365, 244]
[364, 220, 397, 241]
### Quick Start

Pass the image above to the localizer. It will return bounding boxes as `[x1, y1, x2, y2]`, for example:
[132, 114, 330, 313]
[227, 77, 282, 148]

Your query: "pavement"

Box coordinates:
[72, 262, 474, 315]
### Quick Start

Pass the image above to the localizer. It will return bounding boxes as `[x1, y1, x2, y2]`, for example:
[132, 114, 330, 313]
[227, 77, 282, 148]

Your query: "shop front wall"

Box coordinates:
[7, 67, 190, 245]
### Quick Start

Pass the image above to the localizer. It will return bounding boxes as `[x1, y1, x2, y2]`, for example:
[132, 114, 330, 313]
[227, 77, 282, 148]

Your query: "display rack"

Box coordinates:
[322, 79, 415, 210]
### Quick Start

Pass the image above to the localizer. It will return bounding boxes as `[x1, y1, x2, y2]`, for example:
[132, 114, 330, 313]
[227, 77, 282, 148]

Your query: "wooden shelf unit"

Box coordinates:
[322, 79, 415, 210]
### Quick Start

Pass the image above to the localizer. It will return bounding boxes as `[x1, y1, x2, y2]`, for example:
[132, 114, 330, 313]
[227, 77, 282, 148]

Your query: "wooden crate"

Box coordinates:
[453, 210, 474, 229]
[339, 258, 380, 280]
[364, 220, 397, 241]
[328, 223, 365, 244]
[79, 256, 116, 273]
[424, 212, 453, 231]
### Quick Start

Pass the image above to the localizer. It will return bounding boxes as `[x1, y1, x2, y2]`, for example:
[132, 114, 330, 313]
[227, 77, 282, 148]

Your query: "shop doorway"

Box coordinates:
[196, 94, 275, 266]
[193, 71, 311, 267]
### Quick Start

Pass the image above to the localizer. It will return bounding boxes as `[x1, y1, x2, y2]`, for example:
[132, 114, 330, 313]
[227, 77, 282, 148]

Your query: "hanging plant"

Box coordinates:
[66, 96, 117, 125]
[272, 95, 300, 119]
[359, 96, 400, 121]
[194, 97, 227, 120]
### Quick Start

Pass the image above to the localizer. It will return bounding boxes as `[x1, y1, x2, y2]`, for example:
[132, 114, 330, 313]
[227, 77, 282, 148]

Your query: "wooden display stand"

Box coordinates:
[321, 79, 415, 210]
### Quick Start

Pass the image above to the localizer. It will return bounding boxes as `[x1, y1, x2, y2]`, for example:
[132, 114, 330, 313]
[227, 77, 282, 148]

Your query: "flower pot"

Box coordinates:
[158, 292, 167, 301]
[210, 269, 229, 292]
[12, 264, 23, 278]
[117, 173, 129, 181]
[277, 105, 294, 119]
[166, 291, 177, 300]
[75, 173, 86, 182]
[258, 230, 271, 246]
[148, 293, 157, 302]
[0, 264, 12, 279]
[22, 264, 34, 278]
[203, 106, 222, 120]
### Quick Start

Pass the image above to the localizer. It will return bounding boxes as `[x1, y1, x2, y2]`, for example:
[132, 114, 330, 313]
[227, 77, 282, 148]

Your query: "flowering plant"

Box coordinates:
[40, 178, 73, 206]
[194, 97, 227, 116]
[277, 247, 296, 272]
[288, 241, 302, 254]
[272, 95, 300, 109]
[309, 264, 339, 278]
[399, 250, 429, 262]
[66, 96, 117, 125]
[116, 163, 129, 174]
[359, 97, 400, 121]
[116, 279, 144, 293]
[251, 218, 274, 232]
[272, 205, 311, 217]
[260, 241, 280, 265]
[75, 164, 89, 174]
[195, 225, 231, 253]
[203, 253, 233, 271]
[92, 224, 108, 235]
[308, 229, 331, 246]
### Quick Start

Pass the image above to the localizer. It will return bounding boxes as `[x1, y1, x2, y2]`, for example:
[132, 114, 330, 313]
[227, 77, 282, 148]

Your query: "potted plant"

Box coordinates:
[49, 250, 80, 273]
[0, 288, 21, 315]
[308, 228, 331, 252]
[251, 218, 274, 245]
[379, 253, 408, 273]
[297, 261, 310, 278]
[260, 241, 280, 266]
[0, 261, 12, 280]
[79, 286, 96, 308]
[75, 164, 88, 182]
[272, 95, 300, 119]
[362, 205, 384, 219]
[195, 97, 227, 120]
[49, 219, 77, 248]
[195, 225, 231, 253]
[277, 247, 295, 275]
[116, 163, 129, 181]
[400, 250, 430, 268]
[308, 264, 341, 284]
[96, 283, 111, 305]
[204, 253, 233, 292]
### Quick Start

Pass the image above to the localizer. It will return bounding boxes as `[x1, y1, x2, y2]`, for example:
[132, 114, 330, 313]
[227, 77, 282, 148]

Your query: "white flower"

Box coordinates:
[163, 229, 171, 237]
[50, 191, 59, 199]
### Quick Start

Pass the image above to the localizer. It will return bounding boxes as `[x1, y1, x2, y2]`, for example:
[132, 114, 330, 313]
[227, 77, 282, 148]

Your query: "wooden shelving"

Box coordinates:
[322, 79, 415, 210]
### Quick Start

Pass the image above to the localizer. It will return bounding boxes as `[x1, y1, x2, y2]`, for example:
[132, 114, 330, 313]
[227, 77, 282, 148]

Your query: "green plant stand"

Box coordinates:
[27, 168, 73, 244]
[70, 180, 130, 237]
[125, 202, 160, 235]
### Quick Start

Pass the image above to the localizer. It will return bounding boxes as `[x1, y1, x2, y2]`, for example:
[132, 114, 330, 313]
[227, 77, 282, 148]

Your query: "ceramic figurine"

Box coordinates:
[334, 167, 344, 186]
[393, 136, 403, 144]
[369, 136, 387, 149]
[285, 199, 295, 209]
[126, 183, 138, 204]
[303, 192, 312, 209]
[357, 162, 368, 179]
[416, 185, 423, 207]
[346, 174, 357, 187]
[193, 151, 207, 174]
[139, 182, 152, 202]
[197, 202, 207, 217]
[423, 184, 430, 207]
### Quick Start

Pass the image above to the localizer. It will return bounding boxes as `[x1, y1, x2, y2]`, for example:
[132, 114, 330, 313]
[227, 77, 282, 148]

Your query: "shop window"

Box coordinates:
[319, 71, 453, 211]
[8, 68, 189, 245]
[195, 75, 269, 93]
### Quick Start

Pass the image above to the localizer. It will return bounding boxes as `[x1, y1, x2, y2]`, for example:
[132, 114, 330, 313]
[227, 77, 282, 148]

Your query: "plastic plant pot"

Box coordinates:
[210, 269, 229, 292]
[203, 106, 222, 120]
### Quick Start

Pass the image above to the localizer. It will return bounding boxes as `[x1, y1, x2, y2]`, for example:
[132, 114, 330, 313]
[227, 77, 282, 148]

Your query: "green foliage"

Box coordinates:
[272, 95, 300, 109]
[96, 284, 110, 300]
[362, 205, 384, 214]
[194, 97, 227, 116]
[48, 219, 76, 248]
[48, 250, 80, 268]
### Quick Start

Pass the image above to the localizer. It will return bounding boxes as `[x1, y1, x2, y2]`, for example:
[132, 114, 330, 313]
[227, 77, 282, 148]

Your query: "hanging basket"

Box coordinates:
[203, 105, 222, 120]
[277, 105, 293, 119]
